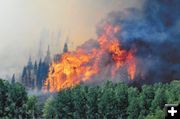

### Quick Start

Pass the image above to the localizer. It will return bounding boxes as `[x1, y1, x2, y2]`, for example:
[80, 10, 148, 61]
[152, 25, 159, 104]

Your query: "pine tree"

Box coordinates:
[21, 67, 27, 86]
[63, 43, 68, 53]
[33, 61, 38, 89]
[34, 61, 38, 75]
[11, 74, 15, 84]
[37, 59, 42, 90]
[44, 46, 51, 65]
[27, 56, 33, 70]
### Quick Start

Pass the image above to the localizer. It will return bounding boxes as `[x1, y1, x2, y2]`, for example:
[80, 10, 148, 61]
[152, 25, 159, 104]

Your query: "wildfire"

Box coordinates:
[43, 24, 136, 93]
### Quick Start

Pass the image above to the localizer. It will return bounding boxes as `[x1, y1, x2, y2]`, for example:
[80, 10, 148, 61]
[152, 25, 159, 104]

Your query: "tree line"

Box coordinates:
[43, 80, 180, 119]
[1, 78, 180, 119]
[0, 79, 40, 119]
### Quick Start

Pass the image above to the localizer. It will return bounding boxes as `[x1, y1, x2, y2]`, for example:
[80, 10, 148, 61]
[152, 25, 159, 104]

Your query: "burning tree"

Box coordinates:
[43, 0, 180, 93]
[44, 24, 137, 93]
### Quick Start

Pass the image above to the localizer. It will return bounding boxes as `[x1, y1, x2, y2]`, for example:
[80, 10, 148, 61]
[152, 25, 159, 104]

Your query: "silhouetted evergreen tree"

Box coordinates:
[21, 46, 51, 90]
[63, 42, 68, 53]
[11, 74, 15, 84]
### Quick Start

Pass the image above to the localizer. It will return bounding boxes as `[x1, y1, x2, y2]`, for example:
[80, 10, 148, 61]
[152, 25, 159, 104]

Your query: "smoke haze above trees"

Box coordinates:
[0, 0, 141, 79]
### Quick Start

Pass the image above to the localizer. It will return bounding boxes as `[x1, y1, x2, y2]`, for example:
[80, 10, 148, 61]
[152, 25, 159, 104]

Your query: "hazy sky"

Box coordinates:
[0, 0, 141, 79]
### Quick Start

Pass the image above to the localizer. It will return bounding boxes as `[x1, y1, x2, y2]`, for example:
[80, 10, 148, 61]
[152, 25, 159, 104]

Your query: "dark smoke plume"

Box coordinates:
[98, 0, 180, 84]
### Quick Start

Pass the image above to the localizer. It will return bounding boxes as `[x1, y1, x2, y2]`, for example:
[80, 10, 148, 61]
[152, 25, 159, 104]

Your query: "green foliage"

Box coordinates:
[86, 86, 100, 118]
[145, 109, 165, 119]
[127, 87, 140, 119]
[0, 79, 10, 117]
[138, 85, 155, 117]
[166, 81, 180, 103]
[43, 80, 180, 119]
[72, 86, 88, 118]
[26, 95, 40, 118]
[0, 79, 40, 118]
[43, 96, 56, 119]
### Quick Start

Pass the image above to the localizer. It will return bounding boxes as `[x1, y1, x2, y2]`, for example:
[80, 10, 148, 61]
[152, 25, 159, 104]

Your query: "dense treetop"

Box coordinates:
[44, 80, 180, 119]
[0, 79, 40, 119]
[1, 78, 180, 119]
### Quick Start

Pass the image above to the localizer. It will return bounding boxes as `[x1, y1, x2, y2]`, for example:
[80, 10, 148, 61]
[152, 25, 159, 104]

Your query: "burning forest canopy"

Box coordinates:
[43, 0, 180, 93]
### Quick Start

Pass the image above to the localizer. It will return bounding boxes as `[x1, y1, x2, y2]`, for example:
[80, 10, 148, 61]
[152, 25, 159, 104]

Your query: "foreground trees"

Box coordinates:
[1, 78, 180, 118]
[44, 80, 180, 119]
[0, 79, 40, 119]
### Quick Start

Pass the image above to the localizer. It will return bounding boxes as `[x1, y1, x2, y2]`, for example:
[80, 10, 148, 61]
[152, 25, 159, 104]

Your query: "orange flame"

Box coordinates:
[43, 24, 136, 93]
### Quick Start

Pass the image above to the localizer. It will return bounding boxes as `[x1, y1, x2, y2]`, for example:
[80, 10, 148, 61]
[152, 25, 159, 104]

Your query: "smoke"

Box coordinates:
[0, 0, 141, 80]
[97, 0, 180, 84]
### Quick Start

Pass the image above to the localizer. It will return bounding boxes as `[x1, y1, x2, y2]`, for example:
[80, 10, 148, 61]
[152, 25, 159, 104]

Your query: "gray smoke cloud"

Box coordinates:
[0, 0, 141, 80]
[97, 0, 180, 84]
